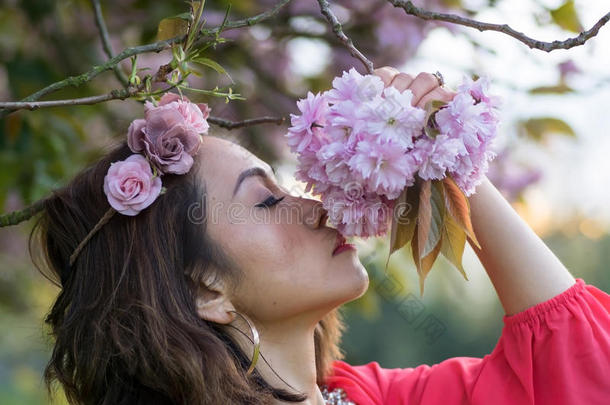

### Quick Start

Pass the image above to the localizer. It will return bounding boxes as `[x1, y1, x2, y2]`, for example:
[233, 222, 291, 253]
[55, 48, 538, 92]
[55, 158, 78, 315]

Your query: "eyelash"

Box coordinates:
[255, 195, 285, 208]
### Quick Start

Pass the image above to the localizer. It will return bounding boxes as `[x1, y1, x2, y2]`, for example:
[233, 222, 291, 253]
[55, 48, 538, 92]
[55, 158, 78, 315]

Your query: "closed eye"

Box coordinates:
[255, 195, 285, 208]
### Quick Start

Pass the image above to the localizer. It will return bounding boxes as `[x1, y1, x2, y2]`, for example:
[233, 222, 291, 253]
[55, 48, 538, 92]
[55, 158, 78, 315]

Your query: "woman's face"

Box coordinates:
[197, 135, 369, 325]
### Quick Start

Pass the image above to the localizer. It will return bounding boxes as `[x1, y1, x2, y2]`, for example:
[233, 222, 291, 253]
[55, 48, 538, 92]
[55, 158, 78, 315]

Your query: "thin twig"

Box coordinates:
[388, 0, 610, 52]
[219, 0, 291, 30]
[0, 86, 143, 112]
[0, 198, 48, 227]
[91, 0, 130, 87]
[69, 207, 115, 266]
[208, 115, 286, 129]
[316, 0, 374, 74]
[0, 0, 293, 118]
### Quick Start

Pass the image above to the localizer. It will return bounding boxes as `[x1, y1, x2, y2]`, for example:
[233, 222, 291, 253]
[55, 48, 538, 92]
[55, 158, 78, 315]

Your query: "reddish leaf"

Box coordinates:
[442, 176, 481, 249]
[386, 185, 419, 271]
[417, 180, 431, 260]
[412, 224, 422, 277]
[412, 223, 443, 296]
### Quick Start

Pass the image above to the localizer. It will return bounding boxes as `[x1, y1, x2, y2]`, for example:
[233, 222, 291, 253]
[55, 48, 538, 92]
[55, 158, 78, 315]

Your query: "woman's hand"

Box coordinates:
[372, 66, 456, 109]
[374, 66, 576, 316]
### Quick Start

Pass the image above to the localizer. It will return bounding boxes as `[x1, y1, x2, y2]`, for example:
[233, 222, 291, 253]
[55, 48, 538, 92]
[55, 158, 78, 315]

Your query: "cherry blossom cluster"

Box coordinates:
[285, 68, 502, 237]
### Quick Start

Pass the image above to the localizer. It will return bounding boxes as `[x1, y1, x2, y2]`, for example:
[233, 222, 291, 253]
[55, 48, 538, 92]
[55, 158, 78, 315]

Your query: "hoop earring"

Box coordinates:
[228, 310, 260, 375]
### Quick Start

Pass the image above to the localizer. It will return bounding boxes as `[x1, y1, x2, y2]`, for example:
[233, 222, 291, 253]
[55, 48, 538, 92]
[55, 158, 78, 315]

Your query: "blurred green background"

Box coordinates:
[1, 0, 609, 403]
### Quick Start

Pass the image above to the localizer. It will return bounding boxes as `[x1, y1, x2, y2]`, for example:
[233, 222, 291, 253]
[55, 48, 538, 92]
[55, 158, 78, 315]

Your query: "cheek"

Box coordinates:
[225, 223, 322, 315]
[232, 222, 299, 270]
[213, 214, 364, 320]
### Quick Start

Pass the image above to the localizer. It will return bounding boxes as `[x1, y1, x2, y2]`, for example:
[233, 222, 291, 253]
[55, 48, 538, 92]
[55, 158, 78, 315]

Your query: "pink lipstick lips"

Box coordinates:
[332, 233, 356, 256]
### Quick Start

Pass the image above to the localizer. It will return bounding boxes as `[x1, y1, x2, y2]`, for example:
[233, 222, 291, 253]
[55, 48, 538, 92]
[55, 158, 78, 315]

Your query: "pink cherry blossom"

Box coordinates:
[317, 141, 351, 185]
[322, 185, 391, 237]
[414, 134, 468, 181]
[325, 67, 384, 104]
[362, 86, 426, 149]
[285, 91, 329, 153]
[348, 139, 418, 199]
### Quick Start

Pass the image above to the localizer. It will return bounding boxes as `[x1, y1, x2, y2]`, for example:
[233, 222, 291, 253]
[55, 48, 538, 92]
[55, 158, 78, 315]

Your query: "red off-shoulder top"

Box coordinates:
[325, 278, 610, 404]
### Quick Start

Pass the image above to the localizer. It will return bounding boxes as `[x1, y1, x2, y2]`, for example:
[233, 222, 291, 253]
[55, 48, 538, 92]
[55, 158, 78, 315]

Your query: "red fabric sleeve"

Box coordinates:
[325, 278, 610, 405]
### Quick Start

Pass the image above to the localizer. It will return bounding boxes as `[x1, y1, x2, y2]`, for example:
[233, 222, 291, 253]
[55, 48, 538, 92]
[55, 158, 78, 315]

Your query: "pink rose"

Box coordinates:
[148, 93, 211, 133]
[103, 154, 162, 216]
[128, 93, 211, 174]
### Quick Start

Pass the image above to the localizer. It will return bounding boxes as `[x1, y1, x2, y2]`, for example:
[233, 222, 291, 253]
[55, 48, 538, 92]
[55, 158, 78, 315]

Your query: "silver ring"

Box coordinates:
[432, 71, 444, 87]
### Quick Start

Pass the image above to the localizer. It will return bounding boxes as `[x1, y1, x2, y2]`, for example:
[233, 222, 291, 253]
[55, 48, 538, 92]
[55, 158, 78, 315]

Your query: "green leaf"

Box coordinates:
[216, 3, 232, 37]
[550, 1, 583, 33]
[165, 12, 193, 22]
[157, 17, 189, 41]
[424, 125, 440, 138]
[423, 99, 446, 139]
[440, 0, 461, 7]
[191, 57, 227, 74]
[519, 117, 576, 141]
[185, 1, 206, 52]
[529, 83, 574, 94]
[386, 184, 420, 271]
[440, 210, 469, 281]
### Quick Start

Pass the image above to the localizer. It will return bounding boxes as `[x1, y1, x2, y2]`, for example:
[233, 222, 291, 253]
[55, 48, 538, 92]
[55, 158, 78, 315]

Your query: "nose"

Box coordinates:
[301, 198, 328, 229]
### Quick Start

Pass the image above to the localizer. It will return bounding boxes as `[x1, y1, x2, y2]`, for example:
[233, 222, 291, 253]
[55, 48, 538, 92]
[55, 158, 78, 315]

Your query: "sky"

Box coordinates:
[401, 0, 610, 234]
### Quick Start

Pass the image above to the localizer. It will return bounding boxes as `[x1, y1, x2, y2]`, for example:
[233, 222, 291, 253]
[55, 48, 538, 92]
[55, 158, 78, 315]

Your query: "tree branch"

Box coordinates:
[208, 115, 287, 129]
[0, 198, 48, 227]
[388, 0, 610, 52]
[91, 0, 130, 87]
[0, 41, 176, 118]
[0, 0, 293, 118]
[0, 86, 144, 111]
[316, 0, 374, 74]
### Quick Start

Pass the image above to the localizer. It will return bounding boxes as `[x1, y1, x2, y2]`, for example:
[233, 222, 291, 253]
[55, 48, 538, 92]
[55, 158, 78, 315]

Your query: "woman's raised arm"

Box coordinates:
[467, 175, 576, 315]
[371, 66, 577, 315]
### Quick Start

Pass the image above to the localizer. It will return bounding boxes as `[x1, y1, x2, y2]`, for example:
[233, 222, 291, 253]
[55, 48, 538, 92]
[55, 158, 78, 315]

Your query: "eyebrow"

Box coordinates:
[232, 166, 276, 198]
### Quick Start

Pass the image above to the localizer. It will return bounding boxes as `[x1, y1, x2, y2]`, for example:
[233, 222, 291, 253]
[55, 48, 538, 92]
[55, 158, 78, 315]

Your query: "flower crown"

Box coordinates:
[68, 93, 211, 268]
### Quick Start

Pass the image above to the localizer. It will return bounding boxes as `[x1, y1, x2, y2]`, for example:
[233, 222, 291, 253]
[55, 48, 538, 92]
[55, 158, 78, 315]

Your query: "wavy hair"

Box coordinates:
[29, 140, 347, 404]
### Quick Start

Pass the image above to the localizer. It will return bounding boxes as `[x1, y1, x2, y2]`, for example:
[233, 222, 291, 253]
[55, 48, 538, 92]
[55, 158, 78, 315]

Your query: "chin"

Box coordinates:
[354, 269, 370, 299]
[342, 262, 370, 302]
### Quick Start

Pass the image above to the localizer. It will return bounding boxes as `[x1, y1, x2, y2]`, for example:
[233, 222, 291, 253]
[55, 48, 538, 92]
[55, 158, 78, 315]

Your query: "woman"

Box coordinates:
[30, 67, 610, 405]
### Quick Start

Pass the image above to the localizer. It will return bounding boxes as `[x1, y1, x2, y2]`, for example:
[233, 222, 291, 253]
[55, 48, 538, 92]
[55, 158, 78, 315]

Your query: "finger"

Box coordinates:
[408, 72, 441, 106]
[416, 88, 456, 109]
[373, 66, 400, 87]
[389, 72, 415, 93]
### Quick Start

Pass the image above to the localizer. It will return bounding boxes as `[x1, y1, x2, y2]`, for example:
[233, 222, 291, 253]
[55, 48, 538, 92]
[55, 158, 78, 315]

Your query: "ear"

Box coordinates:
[195, 276, 236, 324]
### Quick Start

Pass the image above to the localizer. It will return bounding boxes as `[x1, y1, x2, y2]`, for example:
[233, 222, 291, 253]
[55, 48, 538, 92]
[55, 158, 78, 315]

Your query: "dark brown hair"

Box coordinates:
[29, 140, 346, 404]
